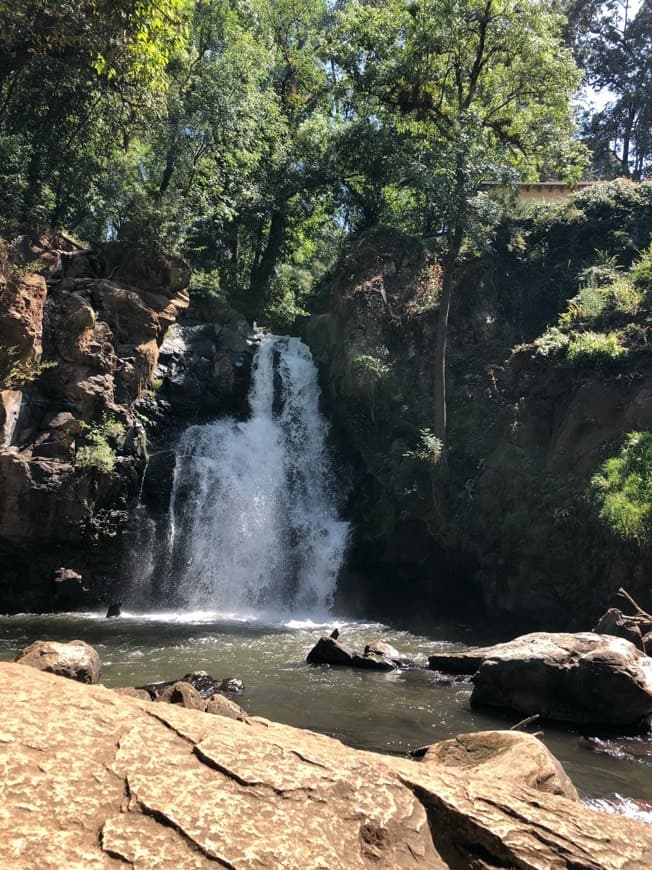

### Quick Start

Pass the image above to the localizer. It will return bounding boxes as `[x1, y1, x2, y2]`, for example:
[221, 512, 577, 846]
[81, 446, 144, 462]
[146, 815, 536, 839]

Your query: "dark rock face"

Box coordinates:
[306, 222, 652, 630]
[469, 632, 652, 728]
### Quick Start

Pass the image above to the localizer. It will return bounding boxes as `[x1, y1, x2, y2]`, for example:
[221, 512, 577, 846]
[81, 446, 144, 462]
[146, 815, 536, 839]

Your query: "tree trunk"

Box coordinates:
[248, 206, 288, 313]
[433, 245, 458, 440]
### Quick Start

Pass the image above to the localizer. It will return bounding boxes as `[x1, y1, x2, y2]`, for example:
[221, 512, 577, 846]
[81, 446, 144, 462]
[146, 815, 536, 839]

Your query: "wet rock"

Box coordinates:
[594, 607, 646, 649]
[428, 648, 490, 675]
[307, 636, 397, 670]
[181, 670, 231, 698]
[470, 632, 652, 728]
[364, 639, 412, 667]
[106, 601, 121, 618]
[137, 671, 246, 701]
[156, 681, 206, 711]
[420, 730, 579, 801]
[307, 635, 359, 666]
[218, 677, 245, 694]
[3, 662, 652, 869]
[14, 639, 101, 684]
[53, 566, 88, 608]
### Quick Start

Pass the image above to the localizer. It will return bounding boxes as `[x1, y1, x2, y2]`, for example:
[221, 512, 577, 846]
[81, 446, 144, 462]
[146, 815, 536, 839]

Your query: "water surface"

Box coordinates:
[1, 610, 650, 823]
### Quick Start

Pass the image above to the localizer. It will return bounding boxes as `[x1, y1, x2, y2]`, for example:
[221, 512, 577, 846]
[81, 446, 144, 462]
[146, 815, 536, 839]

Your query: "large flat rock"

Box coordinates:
[0, 662, 651, 868]
[470, 631, 652, 727]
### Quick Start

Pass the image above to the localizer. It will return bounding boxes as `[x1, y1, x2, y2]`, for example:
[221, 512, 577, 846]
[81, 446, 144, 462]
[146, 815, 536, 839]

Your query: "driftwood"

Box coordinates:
[510, 714, 540, 732]
[617, 587, 652, 624]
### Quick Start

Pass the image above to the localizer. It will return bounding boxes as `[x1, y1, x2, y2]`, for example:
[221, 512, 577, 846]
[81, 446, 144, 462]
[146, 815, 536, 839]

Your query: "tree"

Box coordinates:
[571, 1, 652, 179]
[0, 1, 189, 225]
[333, 0, 584, 438]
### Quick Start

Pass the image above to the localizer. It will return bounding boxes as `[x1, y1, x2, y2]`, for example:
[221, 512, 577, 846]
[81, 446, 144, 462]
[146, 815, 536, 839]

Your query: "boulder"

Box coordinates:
[420, 730, 579, 801]
[428, 648, 492, 674]
[14, 639, 101, 684]
[137, 671, 246, 700]
[594, 607, 646, 649]
[156, 681, 206, 711]
[470, 632, 652, 728]
[364, 639, 412, 667]
[205, 693, 248, 720]
[307, 635, 397, 670]
[2, 662, 652, 868]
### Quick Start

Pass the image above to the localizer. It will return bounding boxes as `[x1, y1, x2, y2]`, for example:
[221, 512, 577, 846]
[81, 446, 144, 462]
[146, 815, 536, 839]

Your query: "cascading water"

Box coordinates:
[163, 334, 348, 616]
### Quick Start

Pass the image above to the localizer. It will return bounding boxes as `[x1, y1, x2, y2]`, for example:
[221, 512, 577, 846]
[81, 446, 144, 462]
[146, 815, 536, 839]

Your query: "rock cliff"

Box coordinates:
[0, 229, 252, 612]
[1, 661, 651, 868]
[308, 183, 652, 629]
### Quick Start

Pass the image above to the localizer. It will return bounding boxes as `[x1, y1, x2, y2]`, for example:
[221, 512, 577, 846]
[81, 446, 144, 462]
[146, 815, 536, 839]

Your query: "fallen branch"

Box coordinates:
[617, 587, 652, 622]
[510, 714, 539, 732]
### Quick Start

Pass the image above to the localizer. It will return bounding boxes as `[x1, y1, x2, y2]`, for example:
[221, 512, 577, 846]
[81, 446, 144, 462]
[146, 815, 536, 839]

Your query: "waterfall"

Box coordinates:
[164, 335, 348, 616]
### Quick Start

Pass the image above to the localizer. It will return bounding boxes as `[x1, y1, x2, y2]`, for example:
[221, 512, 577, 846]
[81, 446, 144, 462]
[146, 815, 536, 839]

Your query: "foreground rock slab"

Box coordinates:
[14, 638, 101, 683]
[471, 632, 652, 728]
[1, 663, 652, 868]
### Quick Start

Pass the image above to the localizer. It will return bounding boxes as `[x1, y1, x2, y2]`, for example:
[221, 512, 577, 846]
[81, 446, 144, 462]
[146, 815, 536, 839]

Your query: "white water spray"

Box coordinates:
[166, 335, 348, 615]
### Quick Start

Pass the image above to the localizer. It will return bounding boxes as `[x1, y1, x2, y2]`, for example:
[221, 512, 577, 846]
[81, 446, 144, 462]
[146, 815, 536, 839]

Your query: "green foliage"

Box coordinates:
[632, 245, 652, 294]
[403, 428, 444, 469]
[0, 347, 57, 389]
[189, 269, 223, 302]
[76, 415, 125, 473]
[566, 330, 627, 364]
[591, 433, 652, 546]
[533, 327, 569, 358]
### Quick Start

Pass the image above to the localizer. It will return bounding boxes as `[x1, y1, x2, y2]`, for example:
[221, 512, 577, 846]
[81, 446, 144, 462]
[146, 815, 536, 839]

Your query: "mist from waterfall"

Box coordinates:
[164, 335, 348, 617]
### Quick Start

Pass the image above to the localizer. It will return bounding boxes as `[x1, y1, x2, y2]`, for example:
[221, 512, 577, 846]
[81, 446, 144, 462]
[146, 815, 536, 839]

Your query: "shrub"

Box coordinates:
[591, 432, 652, 546]
[632, 245, 652, 294]
[76, 435, 117, 472]
[75, 415, 125, 473]
[0, 347, 57, 389]
[566, 330, 627, 364]
[533, 327, 569, 357]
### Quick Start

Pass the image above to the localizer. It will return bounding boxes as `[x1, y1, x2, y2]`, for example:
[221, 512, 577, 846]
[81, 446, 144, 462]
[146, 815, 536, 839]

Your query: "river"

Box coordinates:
[1, 610, 650, 824]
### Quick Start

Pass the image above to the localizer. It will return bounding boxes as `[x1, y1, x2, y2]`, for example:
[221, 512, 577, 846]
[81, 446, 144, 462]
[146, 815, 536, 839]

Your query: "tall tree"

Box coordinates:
[333, 0, 584, 439]
[572, 0, 652, 178]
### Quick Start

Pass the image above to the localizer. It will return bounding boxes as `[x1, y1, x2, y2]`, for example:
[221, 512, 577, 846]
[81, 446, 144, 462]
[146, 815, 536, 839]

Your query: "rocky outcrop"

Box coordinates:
[307, 184, 652, 630]
[0, 231, 191, 610]
[2, 662, 652, 868]
[307, 635, 398, 670]
[0, 229, 254, 611]
[469, 631, 652, 728]
[14, 639, 101, 683]
[420, 730, 579, 801]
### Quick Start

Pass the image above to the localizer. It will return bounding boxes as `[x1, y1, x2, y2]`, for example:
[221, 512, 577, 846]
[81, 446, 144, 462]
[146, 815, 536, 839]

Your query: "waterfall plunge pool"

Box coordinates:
[2, 336, 649, 823]
[0, 609, 650, 825]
